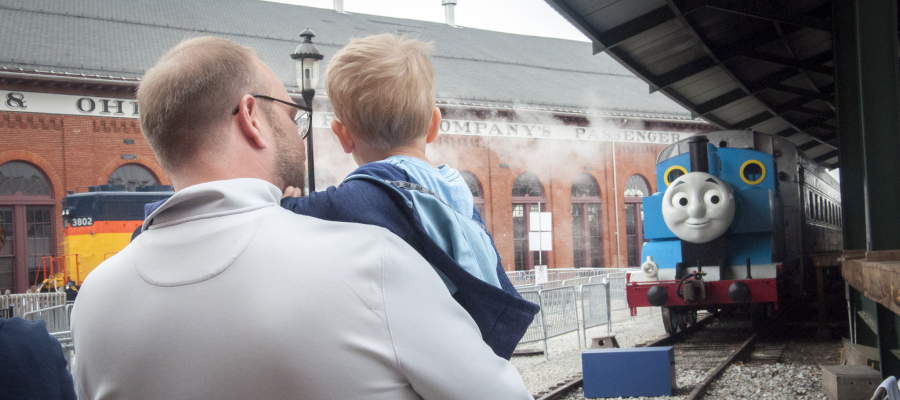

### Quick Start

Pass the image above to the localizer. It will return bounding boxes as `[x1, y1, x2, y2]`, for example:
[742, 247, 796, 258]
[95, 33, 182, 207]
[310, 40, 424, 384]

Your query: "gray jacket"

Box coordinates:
[71, 178, 530, 400]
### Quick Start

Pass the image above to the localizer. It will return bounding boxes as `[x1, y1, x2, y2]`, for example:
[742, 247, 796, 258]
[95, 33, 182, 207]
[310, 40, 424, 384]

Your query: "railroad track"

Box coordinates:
[532, 313, 769, 400]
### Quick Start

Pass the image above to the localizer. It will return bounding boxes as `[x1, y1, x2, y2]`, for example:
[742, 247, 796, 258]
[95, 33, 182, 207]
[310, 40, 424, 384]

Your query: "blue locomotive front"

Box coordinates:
[626, 134, 781, 334]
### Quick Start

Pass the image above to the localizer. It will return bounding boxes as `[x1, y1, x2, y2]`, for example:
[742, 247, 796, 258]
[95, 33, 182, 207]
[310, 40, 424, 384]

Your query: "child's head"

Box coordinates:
[325, 34, 436, 154]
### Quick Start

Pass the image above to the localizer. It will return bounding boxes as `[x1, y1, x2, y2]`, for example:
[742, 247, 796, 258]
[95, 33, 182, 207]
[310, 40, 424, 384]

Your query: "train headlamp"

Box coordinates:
[641, 256, 659, 277]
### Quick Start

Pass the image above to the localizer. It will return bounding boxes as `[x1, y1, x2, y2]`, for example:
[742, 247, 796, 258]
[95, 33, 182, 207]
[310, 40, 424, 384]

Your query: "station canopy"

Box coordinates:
[546, 0, 842, 167]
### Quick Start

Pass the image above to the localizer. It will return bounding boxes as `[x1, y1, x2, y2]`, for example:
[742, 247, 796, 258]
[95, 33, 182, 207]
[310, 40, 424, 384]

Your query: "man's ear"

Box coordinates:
[425, 107, 441, 144]
[331, 119, 355, 154]
[236, 94, 268, 149]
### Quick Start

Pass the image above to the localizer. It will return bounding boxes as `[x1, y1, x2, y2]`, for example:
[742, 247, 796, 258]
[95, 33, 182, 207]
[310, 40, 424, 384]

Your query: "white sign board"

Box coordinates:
[2, 89, 696, 144]
[529, 212, 552, 232]
[528, 232, 553, 251]
[534, 264, 548, 285]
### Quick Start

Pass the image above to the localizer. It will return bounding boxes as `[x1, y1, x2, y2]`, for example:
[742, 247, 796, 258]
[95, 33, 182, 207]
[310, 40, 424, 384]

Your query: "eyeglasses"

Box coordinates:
[232, 94, 313, 139]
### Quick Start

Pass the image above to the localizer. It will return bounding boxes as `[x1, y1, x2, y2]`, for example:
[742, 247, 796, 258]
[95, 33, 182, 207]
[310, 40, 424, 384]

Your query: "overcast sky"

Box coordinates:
[261, 0, 591, 42]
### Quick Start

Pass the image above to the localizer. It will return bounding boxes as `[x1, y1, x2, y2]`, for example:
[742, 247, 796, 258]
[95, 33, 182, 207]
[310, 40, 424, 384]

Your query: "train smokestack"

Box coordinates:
[442, 0, 457, 26]
[688, 135, 710, 173]
[334, 0, 343, 13]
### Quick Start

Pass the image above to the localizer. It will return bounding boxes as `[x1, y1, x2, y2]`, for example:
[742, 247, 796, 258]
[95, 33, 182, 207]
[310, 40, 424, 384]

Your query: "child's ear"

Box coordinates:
[331, 119, 355, 154]
[425, 107, 441, 144]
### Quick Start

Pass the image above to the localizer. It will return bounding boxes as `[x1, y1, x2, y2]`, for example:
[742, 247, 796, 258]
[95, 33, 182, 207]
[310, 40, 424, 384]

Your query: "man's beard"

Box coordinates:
[270, 113, 306, 191]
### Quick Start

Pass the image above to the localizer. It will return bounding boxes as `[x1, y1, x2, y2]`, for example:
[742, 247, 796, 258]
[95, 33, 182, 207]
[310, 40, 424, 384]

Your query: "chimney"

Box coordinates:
[442, 0, 457, 26]
[334, 0, 343, 13]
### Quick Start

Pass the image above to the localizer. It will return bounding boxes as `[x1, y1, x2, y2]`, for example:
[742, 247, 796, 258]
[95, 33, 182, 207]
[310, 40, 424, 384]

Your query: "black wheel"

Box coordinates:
[662, 307, 678, 335]
[677, 310, 688, 331]
[686, 309, 698, 326]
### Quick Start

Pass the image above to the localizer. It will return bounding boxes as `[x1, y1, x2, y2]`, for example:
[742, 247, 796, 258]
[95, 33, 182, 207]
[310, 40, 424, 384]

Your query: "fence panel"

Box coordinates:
[23, 304, 72, 336]
[539, 287, 581, 346]
[608, 272, 628, 311]
[580, 283, 611, 346]
[517, 291, 545, 346]
[0, 291, 66, 317]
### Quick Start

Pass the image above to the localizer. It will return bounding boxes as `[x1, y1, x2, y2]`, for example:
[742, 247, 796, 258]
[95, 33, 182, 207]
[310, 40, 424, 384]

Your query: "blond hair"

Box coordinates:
[137, 37, 261, 172]
[324, 34, 436, 152]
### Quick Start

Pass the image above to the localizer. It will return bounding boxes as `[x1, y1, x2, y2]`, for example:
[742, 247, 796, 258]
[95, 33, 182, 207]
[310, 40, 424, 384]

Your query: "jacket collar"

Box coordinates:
[143, 178, 281, 231]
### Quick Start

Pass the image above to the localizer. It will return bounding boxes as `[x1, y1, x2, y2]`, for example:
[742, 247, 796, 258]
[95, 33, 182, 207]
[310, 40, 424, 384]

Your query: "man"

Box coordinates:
[71, 37, 530, 399]
[0, 225, 76, 400]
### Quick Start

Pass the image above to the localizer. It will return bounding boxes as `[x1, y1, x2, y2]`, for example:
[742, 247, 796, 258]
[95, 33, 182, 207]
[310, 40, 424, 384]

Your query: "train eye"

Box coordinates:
[704, 190, 725, 207]
[672, 193, 689, 207]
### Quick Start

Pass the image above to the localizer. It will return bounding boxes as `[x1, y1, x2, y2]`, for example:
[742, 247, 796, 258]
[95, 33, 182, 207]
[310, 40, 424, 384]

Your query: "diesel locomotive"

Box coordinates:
[35, 185, 173, 293]
[626, 131, 842, 334]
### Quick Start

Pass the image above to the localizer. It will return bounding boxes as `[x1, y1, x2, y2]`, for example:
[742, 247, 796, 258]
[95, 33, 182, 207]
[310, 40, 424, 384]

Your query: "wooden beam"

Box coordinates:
[594, 7, 677, 52]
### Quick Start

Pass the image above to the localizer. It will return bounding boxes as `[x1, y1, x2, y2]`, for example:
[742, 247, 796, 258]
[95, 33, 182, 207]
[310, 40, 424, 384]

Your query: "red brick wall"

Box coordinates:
[0, 110, 170, 257]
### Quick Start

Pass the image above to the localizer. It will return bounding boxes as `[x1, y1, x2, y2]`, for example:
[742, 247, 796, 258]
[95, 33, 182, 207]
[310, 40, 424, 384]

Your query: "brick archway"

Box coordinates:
[0, 150, 64, 199]
[0, 151, 64, 293]
[98, 156, 169, 187]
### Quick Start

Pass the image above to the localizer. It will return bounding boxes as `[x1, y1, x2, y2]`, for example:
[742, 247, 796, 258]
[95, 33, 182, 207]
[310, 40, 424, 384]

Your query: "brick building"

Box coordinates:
[0, 0, 713, 292]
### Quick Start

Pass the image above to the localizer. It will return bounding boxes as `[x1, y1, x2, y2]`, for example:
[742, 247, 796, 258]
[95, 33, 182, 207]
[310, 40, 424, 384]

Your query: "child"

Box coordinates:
[280, 34, 538, 360]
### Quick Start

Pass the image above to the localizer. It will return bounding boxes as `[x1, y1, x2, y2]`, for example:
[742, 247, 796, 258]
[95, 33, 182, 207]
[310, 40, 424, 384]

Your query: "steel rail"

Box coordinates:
[684, 332, 759, 400]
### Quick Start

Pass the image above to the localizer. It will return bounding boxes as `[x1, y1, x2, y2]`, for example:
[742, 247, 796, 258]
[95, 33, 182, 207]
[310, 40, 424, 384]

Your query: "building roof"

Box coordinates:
[0, 0, 697, 120]
[545, 0, 840, 167]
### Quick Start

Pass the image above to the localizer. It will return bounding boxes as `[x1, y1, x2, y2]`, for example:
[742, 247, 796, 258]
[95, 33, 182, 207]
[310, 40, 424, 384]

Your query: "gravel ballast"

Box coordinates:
[512, 309, 840, 399]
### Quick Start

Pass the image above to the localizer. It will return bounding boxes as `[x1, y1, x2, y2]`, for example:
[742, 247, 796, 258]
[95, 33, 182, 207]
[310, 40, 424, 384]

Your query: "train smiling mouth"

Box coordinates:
[686, 220, 710, 227]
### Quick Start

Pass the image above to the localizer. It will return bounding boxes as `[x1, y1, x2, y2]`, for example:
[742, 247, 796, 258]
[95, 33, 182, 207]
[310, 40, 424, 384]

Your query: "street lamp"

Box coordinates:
[291, 28, 324, 193]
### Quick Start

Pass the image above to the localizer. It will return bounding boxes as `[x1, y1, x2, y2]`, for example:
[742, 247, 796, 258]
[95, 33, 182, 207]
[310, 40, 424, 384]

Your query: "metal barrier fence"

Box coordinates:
[608, 273, 628, 311]
[0, 290, 67, 318]
[506, 268, 637, 288]
[516, 287, 581, 360]
[517, 291, 548, 356]
[580, 283, 611, 347]
[23, 303, 73, 337]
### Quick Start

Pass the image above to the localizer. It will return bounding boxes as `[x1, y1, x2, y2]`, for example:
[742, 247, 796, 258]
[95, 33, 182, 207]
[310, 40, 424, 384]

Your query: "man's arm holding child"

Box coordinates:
[379, 231, 532, 399]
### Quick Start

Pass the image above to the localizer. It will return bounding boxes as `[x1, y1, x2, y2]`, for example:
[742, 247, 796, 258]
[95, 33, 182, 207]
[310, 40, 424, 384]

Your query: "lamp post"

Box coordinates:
[291, 28, 324, 193]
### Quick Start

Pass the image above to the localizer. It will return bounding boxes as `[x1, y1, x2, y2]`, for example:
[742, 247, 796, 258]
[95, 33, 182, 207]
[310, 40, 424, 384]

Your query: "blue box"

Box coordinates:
[582, 347, 675, 398]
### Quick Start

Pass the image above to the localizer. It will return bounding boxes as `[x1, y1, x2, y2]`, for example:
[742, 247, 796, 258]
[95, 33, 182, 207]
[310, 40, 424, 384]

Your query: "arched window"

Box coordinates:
[511, 172, 546, 271]
[623, 174, 650, 267]
[571, 174, 603, 268]
[0, 161, 55, 293]
[107, 164, 159, 192]
[460, 171, 485, 217]
[624, 175, 650, 197]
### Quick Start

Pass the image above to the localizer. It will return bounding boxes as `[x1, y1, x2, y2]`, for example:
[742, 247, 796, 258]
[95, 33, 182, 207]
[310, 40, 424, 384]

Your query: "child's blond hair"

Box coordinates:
[324, 34, 436, 152]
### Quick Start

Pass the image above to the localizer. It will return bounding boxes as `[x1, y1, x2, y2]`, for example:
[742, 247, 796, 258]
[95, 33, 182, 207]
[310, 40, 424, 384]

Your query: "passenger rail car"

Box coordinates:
[36, 185, 173, 292]
[625, 131, 842, 334]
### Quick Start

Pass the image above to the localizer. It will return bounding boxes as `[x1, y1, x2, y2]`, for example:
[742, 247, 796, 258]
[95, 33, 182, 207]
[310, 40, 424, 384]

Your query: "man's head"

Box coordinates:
[325, 34, 437, 157]
[138, 37, 305, 190]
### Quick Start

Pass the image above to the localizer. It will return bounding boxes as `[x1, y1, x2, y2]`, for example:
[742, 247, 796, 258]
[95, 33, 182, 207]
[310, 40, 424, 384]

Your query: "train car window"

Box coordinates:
[663, 165, 687, 186]
[739, 160, 766, 185]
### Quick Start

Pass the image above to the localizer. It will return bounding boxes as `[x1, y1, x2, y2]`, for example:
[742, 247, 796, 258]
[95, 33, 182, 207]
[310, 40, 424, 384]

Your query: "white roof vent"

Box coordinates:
[334, 0, 344, 13]
[442, 0, 457, 26]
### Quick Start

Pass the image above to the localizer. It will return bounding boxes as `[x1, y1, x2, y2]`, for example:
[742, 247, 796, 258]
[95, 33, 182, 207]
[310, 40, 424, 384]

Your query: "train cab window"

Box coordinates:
[108, 164, 159, 192]
[664, 165, 687, 186]
[740, 160, 766, 185]
[0, 161, 55, 293]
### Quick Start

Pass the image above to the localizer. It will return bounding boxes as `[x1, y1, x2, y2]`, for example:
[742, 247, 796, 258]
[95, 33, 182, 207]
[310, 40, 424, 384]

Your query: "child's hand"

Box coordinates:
[282, 186, 303, 198]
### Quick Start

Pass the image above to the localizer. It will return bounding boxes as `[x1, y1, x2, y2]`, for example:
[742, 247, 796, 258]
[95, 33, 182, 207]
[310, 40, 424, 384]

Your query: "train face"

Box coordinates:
[55, 186, 173, 288]
[625, 131, 841, 333]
